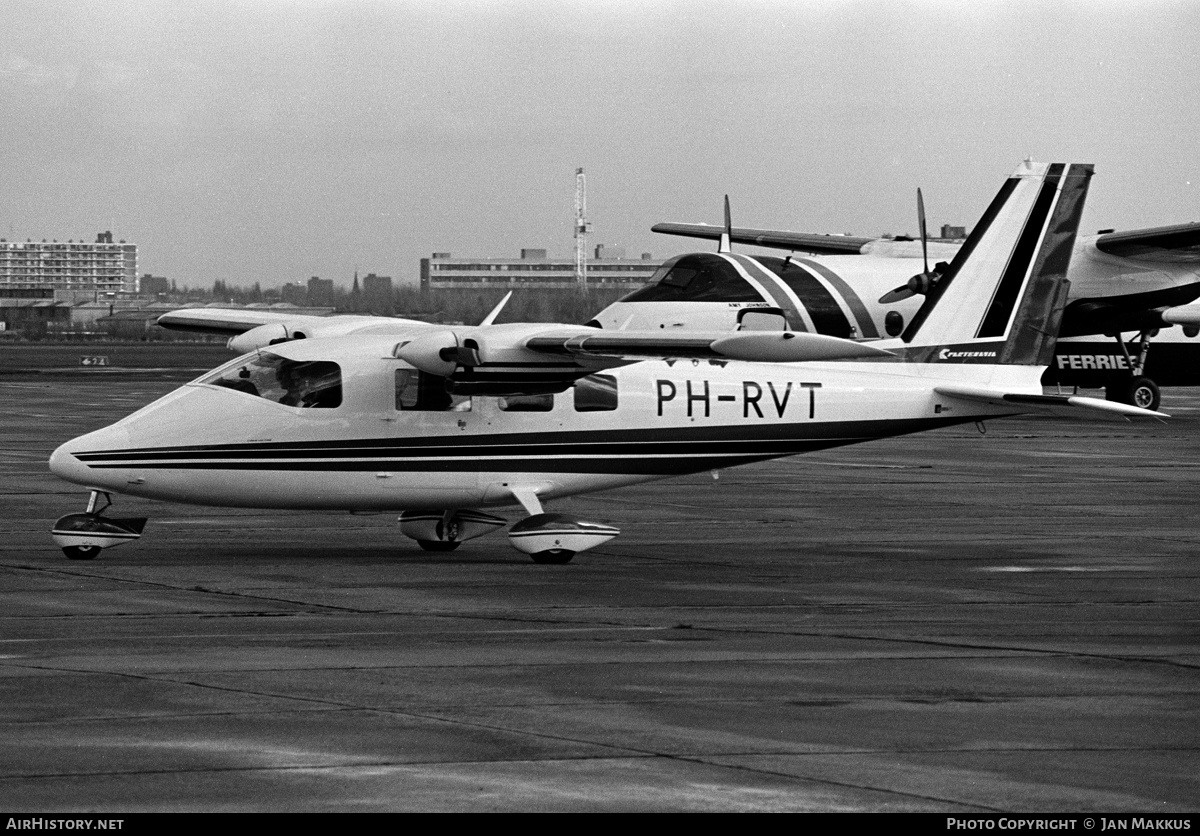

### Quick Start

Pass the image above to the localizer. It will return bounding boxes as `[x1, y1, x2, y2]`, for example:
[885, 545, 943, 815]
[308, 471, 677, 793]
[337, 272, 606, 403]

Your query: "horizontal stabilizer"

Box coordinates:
[934, 384, 1167, 420]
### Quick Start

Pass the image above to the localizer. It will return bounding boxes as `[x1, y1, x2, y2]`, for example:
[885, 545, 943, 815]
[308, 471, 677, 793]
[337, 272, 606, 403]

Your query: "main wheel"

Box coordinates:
[1128, 376, 1161, 411]
[417, 539, 460, 552]
[63, 545, 100, 560]
[530, 549, 575, 565]
[1106, 377, 1162, 411]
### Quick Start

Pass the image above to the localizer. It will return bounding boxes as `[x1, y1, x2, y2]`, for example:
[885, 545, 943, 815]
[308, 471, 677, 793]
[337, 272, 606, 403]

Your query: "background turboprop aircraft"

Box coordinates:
[633, 205, 1200, 412]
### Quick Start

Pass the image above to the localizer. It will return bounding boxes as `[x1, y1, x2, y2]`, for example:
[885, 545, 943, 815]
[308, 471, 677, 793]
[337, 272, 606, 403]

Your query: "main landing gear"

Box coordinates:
[1104, 330, 1162, 412]
[397, 492, 620, 564]
[398, 509, 508, 552]
[51, 491, 147, 560]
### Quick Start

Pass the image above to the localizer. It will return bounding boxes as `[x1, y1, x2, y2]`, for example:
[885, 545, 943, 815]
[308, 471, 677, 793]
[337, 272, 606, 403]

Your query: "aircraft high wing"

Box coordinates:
[156, 308, 434, 354]
[49, 160, 1166, 567]
[605, 198, 1200, 410]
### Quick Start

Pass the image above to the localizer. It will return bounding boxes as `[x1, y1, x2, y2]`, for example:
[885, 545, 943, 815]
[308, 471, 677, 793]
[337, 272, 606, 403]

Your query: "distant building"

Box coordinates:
[420, 249, 659, 293]
[362, 273, 392, 296]
[0, 231, 138, 294]
[0, 286, 71, 337]
[139, 274, 171, 296]
[594, 244, 625, 259]
[280, 282, 307, 306]
[307, 276, 334, 307]
[940, 224, 967, 240]
[359, 273, 391, 311]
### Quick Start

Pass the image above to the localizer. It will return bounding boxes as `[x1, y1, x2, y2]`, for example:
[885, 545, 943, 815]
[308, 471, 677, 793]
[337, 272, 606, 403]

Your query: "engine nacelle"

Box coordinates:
[394, 324, 597, 393]
[393, 329, 468, 377]
[229, 322, 309, 353]
[1160, 303, 1200, 327]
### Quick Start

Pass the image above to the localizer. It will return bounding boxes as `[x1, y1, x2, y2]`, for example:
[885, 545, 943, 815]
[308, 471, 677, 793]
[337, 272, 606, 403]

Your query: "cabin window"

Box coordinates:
[201, 353, 342, 408]
[574, 374, 618, 412]
[395, 369, 471, 411]
[499, 393, 554, 412]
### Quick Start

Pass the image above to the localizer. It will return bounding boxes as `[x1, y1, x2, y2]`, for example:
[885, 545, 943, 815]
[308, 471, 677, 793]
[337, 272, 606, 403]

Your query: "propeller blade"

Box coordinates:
[719, 195, 732, 253]
[879, 286, 917, 304]
[917, 187, 930, 277]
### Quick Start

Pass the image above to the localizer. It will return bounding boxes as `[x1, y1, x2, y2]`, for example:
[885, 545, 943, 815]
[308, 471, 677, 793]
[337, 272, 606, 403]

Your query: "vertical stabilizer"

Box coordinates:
[900, 161, 1093, 365]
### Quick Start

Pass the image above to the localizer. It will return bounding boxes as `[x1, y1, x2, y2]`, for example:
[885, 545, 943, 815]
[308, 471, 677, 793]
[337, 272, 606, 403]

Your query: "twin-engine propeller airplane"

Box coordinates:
[627, 181, 1200, 412]
[50, 161, 1164, 564]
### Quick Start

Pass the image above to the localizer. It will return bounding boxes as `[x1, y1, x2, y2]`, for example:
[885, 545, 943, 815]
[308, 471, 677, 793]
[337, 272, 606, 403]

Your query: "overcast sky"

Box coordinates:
[2, 0, 1198, 288]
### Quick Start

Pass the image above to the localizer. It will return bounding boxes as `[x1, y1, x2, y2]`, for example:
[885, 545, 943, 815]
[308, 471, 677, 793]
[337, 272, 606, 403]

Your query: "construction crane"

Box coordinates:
[574, 167, 590, 293]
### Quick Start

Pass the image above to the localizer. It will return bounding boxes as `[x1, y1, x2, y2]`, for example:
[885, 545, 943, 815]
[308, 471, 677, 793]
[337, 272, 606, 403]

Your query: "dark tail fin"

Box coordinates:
[900, 161, 1093, 365]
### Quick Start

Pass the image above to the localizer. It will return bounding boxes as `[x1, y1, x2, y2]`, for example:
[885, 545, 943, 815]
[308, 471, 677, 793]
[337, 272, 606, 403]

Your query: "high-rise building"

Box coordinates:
[0, 232, 137, 293]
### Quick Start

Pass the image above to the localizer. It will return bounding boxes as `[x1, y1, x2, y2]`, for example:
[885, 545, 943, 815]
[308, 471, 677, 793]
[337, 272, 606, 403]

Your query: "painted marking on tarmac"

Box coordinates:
[983, 565, 1142, 573]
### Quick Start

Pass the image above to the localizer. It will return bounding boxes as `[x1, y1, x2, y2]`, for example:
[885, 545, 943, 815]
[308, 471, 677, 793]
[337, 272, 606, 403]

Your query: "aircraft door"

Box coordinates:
[389, 368, 483, 502]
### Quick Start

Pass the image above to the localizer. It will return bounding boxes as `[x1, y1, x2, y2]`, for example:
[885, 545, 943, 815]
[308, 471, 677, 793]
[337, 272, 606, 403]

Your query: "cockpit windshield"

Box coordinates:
[198, 352, 342, 408]
[619, 253, 765, 303]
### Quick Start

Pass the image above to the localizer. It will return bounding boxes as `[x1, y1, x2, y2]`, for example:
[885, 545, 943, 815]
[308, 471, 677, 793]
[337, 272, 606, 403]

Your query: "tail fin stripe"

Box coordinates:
[977, 163, 1064, 338]
[900, 176, 1019, 342]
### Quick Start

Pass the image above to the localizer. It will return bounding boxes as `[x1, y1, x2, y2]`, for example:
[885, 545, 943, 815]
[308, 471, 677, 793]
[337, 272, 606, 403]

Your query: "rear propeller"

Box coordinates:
[879, 187, 942, 304]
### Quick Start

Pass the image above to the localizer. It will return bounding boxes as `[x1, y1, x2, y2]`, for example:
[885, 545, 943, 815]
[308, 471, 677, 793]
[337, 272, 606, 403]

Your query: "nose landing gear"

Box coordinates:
[51, 491, 147, 560]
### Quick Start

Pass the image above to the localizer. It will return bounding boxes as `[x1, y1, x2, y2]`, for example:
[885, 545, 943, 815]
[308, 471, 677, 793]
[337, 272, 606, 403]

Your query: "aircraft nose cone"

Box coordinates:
[49, 426, 131, 488]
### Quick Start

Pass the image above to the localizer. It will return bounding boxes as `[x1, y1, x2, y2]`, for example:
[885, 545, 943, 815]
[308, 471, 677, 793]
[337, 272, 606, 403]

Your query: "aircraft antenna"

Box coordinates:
[574, 168, 591, 293]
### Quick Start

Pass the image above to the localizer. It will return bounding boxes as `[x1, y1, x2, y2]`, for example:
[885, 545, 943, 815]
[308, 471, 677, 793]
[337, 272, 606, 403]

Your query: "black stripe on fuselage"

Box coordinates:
[794, 259, 881, 338]
[901, 177, 1019, 342]
[70, 416, 979, 476]
[977, 163, 1064, 338]
[725, 254, 808, 331]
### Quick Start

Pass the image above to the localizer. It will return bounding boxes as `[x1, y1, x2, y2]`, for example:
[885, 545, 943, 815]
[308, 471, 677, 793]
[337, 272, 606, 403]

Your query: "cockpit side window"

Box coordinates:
[395, 369, 471, 411]
[619, 254, 765, 303]
[199, 353, 342, 408]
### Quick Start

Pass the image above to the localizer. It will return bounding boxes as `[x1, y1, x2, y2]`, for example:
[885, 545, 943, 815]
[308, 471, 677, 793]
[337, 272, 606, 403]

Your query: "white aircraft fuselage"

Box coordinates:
[49, 333, 1030, 513]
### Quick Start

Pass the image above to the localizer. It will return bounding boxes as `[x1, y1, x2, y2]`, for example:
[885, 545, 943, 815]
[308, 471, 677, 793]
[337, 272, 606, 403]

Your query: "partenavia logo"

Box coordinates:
[938, 348, 999, 361]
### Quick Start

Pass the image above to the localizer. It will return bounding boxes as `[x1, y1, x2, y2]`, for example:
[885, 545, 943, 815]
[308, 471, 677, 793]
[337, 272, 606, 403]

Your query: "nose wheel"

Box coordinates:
[51, 491, 147, 560]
